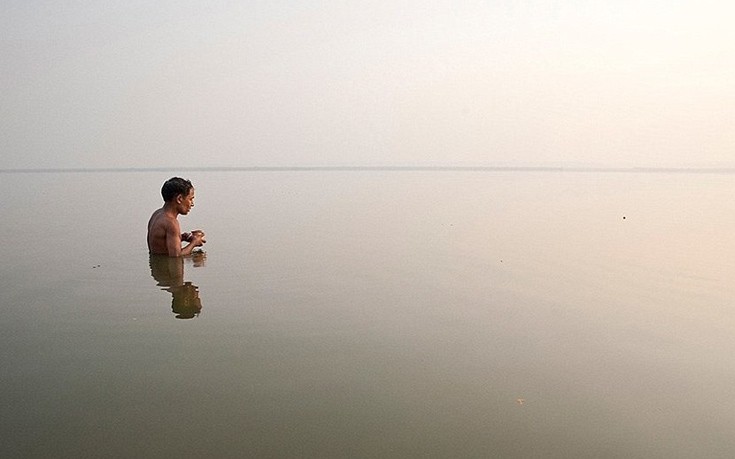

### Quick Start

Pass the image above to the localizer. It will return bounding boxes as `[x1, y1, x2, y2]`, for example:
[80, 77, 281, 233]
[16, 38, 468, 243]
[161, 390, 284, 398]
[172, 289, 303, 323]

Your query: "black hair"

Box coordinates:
[161, 177, 193, 202]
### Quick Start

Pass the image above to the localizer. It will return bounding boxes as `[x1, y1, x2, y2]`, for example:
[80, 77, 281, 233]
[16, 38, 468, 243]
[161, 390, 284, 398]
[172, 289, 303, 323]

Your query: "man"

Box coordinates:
[147, 177, 206, 256]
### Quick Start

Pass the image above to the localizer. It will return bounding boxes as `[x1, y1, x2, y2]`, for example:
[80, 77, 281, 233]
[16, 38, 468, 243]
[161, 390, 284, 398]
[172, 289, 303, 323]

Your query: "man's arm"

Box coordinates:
[169, 229, 205, 257]
[166, 221, 184, 257]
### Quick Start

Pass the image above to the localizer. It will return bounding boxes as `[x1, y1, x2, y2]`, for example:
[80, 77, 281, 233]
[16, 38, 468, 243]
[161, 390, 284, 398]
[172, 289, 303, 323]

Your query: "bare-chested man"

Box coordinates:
[147, 177, 206, 257]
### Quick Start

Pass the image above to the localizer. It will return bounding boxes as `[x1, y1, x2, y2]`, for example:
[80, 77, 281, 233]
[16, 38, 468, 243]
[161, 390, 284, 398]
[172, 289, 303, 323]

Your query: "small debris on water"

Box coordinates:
[622, 216, 626, 220]
[516, 398, 526, 406]
[92, 264, 101, 268]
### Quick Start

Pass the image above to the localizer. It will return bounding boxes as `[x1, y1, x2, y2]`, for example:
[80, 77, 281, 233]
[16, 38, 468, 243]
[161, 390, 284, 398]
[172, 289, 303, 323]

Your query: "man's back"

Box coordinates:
[147, 208, 178, 255]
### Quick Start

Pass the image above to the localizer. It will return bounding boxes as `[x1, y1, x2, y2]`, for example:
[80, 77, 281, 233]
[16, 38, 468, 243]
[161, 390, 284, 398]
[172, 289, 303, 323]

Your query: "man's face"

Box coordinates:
[177, 188, 195, 215]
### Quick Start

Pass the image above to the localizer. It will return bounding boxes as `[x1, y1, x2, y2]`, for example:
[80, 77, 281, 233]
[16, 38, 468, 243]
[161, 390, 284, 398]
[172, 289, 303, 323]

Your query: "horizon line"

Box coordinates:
[2, 165, 735, 174]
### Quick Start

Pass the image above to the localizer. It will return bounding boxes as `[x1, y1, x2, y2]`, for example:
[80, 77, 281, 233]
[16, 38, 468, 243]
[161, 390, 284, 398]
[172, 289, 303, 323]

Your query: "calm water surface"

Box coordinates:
[1, 170, 735, 458]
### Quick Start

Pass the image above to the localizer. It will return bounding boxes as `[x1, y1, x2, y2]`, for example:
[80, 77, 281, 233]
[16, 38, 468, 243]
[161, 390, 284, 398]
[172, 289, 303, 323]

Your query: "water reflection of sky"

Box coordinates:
[2, 171, 735, 457]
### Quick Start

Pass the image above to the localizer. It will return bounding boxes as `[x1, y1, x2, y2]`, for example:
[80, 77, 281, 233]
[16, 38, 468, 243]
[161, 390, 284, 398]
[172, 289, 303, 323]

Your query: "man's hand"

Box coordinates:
[190, 230, 206, 246]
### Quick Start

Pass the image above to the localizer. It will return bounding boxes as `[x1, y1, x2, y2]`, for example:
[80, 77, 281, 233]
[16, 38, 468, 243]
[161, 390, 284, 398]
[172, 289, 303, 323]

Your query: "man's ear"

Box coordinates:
[175, 194, 183, 204]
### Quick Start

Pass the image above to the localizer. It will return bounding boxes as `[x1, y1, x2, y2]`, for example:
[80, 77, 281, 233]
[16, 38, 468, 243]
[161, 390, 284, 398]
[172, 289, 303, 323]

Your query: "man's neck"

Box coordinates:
[162, 202, 179, 217]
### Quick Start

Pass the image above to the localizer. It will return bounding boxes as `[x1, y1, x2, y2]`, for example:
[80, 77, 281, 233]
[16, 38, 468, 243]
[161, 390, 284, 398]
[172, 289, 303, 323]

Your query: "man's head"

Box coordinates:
[161, 177, 195, 215]
[161, 177, 193, 202]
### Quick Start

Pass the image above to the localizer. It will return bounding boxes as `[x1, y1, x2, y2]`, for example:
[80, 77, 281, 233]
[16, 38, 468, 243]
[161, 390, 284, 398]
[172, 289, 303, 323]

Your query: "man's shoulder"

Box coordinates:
[149, 208, 178, 228]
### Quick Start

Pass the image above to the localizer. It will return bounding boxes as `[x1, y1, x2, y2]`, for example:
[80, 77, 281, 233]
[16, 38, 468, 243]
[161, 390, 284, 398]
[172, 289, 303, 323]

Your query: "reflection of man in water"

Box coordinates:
[149, 254, 205, 319]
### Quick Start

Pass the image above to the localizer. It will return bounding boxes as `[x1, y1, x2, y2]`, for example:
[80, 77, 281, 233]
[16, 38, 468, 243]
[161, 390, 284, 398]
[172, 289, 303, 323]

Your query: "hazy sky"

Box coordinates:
[2, 1, 733, 169]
